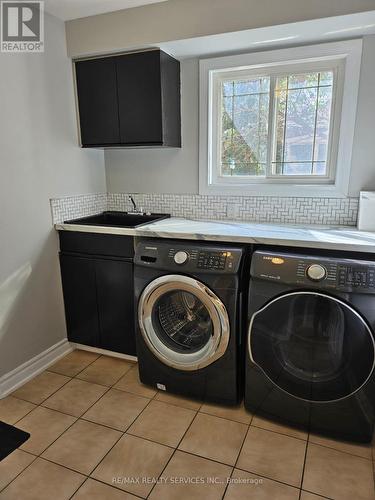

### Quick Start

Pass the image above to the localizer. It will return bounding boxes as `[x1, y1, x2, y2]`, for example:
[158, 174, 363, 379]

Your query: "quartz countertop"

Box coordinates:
[56, 217, 375, 253]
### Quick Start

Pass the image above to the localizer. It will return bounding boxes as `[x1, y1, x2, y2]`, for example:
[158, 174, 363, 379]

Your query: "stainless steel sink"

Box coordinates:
[64, 211, 170, 228]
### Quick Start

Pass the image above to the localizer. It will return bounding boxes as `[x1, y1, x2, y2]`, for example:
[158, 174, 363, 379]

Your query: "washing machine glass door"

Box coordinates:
[249, 291, 375, 402]
[139, 275, 230, 371]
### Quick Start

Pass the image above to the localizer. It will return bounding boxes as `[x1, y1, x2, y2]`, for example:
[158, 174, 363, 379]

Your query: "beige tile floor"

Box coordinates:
[0, 349, 374, 499]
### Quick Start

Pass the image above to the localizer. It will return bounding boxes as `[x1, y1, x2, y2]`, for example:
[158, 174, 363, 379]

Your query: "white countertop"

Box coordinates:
[56, 217, 375, 253]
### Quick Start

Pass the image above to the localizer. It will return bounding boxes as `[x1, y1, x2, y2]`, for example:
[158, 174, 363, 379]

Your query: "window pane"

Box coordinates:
[222, 162, 266, 176]
[220, 77, 270, 177]
[274, 162, 313, 175]
[313, 161, 326, 175]
[275, 76, 288, 90]
[314, 85, 333, 162]
[288, 72, 319, 89]
[284, 86, 317, 162]
[272, 71, 334, 176]
[223, 81, 234, 97]
[233, 77, 270, 95]
[320, 71, 333, 86]
[274, 89, 287, 163]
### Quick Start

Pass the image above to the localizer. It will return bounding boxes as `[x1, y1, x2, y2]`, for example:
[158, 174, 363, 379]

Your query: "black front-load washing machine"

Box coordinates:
[245, 250, 375, 442]
[134, 238, 248, 405]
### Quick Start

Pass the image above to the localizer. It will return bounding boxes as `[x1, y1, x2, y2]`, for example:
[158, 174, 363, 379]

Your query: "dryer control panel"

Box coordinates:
[135, 240, 244, 274]
[251, 251, 375, 293]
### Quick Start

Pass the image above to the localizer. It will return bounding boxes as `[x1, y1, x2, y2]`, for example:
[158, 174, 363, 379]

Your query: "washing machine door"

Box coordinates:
[138, 274, 230, 371]
[249, 291, 375, 402]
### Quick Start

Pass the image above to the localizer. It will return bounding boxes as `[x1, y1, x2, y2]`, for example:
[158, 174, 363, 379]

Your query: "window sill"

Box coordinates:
[199, 182, 348, 198]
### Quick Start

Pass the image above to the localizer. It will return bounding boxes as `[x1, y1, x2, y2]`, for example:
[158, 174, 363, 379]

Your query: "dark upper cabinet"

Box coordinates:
[74, 49, 181, 148]
[116, 51, 162, 145]
[75, 57, 120, 146]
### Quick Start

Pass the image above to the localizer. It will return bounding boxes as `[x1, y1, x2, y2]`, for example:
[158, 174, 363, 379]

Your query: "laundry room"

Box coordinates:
[1, 1, 375, 499]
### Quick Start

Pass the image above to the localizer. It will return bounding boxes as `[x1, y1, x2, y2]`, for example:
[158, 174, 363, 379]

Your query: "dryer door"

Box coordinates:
[249, 291, 375, 402]
[138, 275, 230, 371]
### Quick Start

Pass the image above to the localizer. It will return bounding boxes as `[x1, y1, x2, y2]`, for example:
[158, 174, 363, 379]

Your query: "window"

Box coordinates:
[221, 70, 334, 179]
[200, 40, 362, 197]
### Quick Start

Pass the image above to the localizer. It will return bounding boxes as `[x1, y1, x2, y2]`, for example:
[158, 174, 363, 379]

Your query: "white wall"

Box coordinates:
[106, 58, 199, 194]
[349, 35, 375, 195]
[106, 36, 375, 197]
[0, 13, 106, 378]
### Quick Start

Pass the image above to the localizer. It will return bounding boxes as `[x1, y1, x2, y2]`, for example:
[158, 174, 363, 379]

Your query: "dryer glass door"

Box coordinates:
[139, 275, 230, 371]
[249, 291, 375, 402]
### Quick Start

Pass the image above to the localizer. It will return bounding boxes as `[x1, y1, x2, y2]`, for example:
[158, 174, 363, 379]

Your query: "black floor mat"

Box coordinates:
[0, 421, 30, 461]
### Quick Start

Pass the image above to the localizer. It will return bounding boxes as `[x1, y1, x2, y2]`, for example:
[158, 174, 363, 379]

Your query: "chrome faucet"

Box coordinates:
[128, 195, 144, 214]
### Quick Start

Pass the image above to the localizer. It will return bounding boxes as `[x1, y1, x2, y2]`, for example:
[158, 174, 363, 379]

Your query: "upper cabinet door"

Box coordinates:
[75, 57, 120, 146]
[74, 49, 180, 148]
[116, 51, 163, 145]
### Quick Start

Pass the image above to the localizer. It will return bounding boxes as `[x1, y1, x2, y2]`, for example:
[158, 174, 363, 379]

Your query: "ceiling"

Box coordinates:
[44, 0, 168, 21]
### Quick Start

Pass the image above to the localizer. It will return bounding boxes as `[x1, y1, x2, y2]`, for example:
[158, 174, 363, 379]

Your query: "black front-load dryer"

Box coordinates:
[245, 250, 375, 442]
[134, 239, 248, 405]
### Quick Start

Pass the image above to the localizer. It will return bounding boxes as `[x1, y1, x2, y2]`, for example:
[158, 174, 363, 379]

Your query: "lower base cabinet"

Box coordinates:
[95, 258, 135, 355]
[60, 253, 136, 356]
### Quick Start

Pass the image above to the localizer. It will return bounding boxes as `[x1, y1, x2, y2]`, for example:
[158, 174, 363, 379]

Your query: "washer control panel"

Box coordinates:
[135, 240, 244, 274]
[338, 265, 375, 289]
[251, 251, 375, 293]
[169, 248, 235, 271]
[197, 251, 228, 270]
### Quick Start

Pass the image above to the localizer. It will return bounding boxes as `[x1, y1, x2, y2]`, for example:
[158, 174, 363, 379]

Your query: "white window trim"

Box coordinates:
[199, 39, 363, 198]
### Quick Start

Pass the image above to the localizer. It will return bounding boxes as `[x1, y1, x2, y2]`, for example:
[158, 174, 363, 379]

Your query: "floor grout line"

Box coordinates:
[74, 359, 135, 388]
[83, 389, 159, 436]
[232, 463, 305, 492]
[298, 430, 309, 498]
[306, 439, 373, 461]
[84, 394, 158, 498]
[0, 371, 84, 493]
[145, 408, 201, 499]
[155, 392, 203, 412]
[0, 449, 39, 493]
[9, 351, 106, 419]
[46, 350, 102, 378]
[300, 487, 334, 499]
[249, 422, 308, 442]
[227, 413, 306, 494]
[11, 378, 74, 413]
[2, 354, 117, 495]
[219, 408, 254, 496]
[197, 408, 252, 426]
[40, 379, 112, 417]
[67, 477, 90, 500]
[3, 351, 374, 499]
[233, 412, 253, 470]
[220, 466, 235, 499]
[78, 476, 146, 499]
[2, 409, 336, 500]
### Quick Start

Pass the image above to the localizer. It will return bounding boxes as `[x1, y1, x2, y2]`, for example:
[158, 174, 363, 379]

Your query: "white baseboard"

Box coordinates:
[0, 339, 73, 398]
[70, 343, 137, 363]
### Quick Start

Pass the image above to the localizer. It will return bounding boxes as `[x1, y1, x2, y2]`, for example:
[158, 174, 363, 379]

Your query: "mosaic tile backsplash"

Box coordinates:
[51, 192, 359, 226]
[50, 193, 107, 224]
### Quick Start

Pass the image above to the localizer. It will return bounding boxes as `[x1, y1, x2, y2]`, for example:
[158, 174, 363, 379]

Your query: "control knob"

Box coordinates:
[307, 264, 326, 281]
[174, 251, 189, 265]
